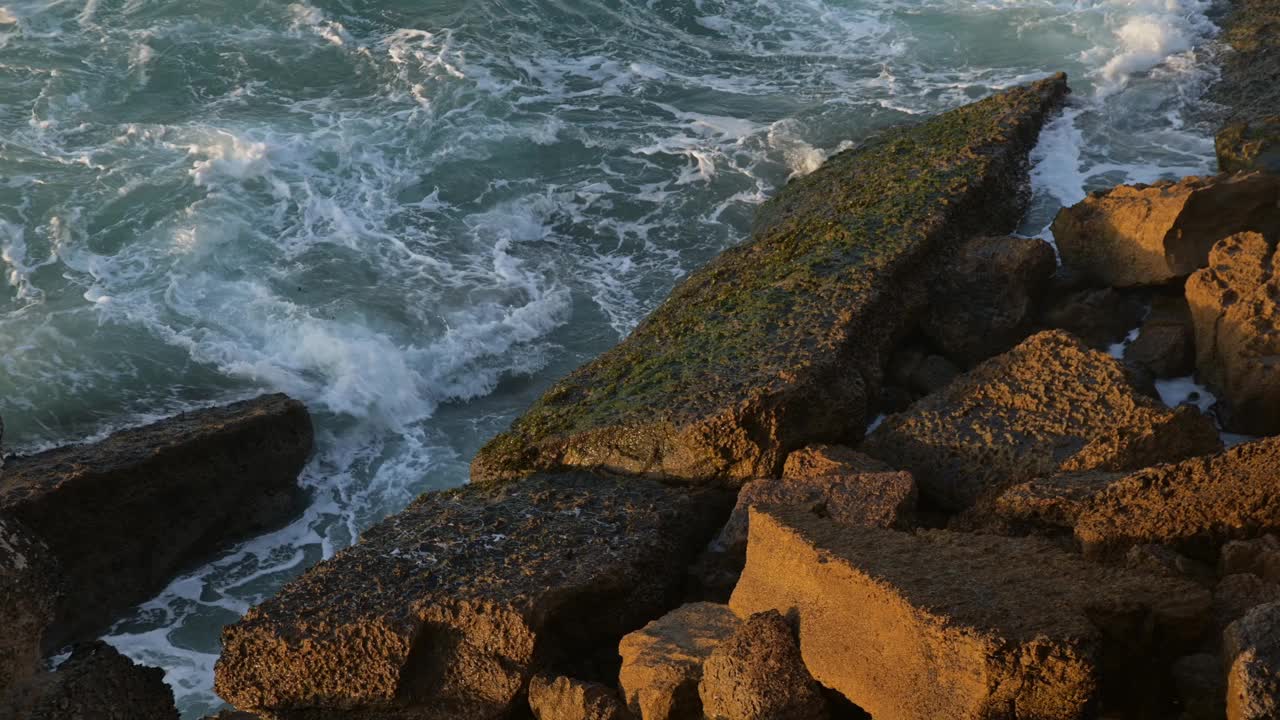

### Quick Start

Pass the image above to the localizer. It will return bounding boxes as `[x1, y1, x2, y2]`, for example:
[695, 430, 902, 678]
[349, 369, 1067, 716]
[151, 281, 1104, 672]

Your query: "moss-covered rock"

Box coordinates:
[472, 75, 1070, 486]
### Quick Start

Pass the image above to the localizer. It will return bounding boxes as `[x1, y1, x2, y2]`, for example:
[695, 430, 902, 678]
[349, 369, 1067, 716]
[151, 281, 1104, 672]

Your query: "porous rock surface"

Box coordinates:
[862, 330, 1220, 511]
[617, 602, 741, 720]
[0, 516, 60, 698]
[1217, 117, 1280, 174]
[1224, 601, 1280, 720]
[1052, 172, 1280, 287]
[730, 507, 1211, 720]
[697, 610, 828, 720]
[0, 394, 313, 646]
[471, 76, 1070, 486]
[528, 675, 631, 720]
[215, 474, 728, 720]
[0, 641, 178, 720]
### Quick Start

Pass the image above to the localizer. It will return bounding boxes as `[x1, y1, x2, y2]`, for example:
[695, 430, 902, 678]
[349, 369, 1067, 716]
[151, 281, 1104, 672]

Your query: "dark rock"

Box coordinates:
[1222, 536, 1280, 583]
[529, 675, 631, 720]
[1126, 295, 1197, 379]
[876, 385, 915, 415]
[0, 516, 60, 698]
[1171, 654, 1226, 720]
[1224, 601, 1280, 720]
[1040, 287, 1148, 349]
[698, 610, 827, 720]
[215, 474, 729, 720]
[1216, 574, 1280, 636]
[618, 602, 740, 720]
[1187, 231, 1280, 435]
[1217, 117, 1280, 174]
[921, 235, 1057, 365]
[863, 330, 1221, 512]
[1052, 173, 1280, 287]
[471, 76, 1071, 486]
[1127, 544, 1215, 587]
[202, 713, 260, 720]
[897, 352, 962, 395]
[730, 507, 1211, 720]
[0, 394, 313, 647]
[1210, 0, 1280, 127]
[0, 641, 178, 720]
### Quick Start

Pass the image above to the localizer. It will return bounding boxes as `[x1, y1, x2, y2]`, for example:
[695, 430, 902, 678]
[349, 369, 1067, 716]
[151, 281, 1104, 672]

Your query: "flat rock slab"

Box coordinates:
[0, 394, 313, 647]
[730, 507, 1211, 720]
[0, 516, 59, 698]
[863, 330, 1221, 511]
[1053, 172, 1280, 287]
[472, 76, 1069, 487]
[216, 474, 728, 720]
[618, 602, 741, 720]
[1, 641, 179, 720]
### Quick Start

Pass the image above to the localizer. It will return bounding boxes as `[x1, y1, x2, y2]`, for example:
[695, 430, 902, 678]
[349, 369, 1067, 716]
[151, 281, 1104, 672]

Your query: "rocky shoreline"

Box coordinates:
[2, 5, 1280, 720]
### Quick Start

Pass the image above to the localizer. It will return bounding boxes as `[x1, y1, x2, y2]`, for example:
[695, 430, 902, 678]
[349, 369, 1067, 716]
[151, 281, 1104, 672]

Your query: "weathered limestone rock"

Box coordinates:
[0, 641, 179, 720]
[1126, 295, 1197, 379]
[698, 610, 828, 720]
[863, 331, 1221, 511]
[471, 76, 1070, 486]
[0, 394, 313, 647]
[1216, 574, 1280, 635]
[1126, 544, 1214, 587]
[731, 507, 1210, 720]
[1218, 117, 1280, 174]
[0, 516, 59, 698]
[1039, 286, 1148, 349]
[1211, 0, 1280, 125]
[216, 474, 728, 720]
[1225, 601, 1280, 720]
[922, 235, 1057, 365]
[529, 675, 631, 720]
[1052, 173, 1280, 287]
[781, 445, 892, 478]
[1187, 232, 1280, 435]
[618, 602, 741, 720]
[1222, 536, 1280, 583]
[1171, 653, 1226, 720]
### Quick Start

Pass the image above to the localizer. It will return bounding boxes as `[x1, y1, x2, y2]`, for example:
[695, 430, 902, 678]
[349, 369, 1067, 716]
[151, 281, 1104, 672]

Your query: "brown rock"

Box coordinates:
[529, 675, 631, 720]
[863, 330, 1221, 511]
[1218, 117, 1280, 174]
[1187, 231, 1280, 435]
[1171, 653, 1226, 720]
[1126, 295, 1197, 379]
[1224, 601, 1280, 720]
[1126, 544, 1215, 586]
[0, 394, 313, 647]
[202, 713, 260, 720]
[1040, 286, 1148, 349]
[0, 516, 59, 698]
[922, 235, 1058, 364]
[781, 445, 892, 479]
[1222, 536, 1280, 583]
[1052, 173, 1280, 287]
[730, 507, 1211, 720]
[618, 602, 741, 720]
[215, 474, 728, 720]
[0, 641, 178, 720]
[698, 610, 827, 720]
[1216, 574, 1280, 636]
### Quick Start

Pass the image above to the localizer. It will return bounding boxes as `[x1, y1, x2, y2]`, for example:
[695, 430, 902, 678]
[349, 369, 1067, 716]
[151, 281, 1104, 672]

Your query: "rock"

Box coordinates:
[1216, 574, 1280, 636]
[0, 394, 313, 647]
[1171, 654, 1226, 720]
[1187, 232, 1280, 435]
[921, 235, 1057, 365]
[0, 641, 178, 720]
[529, 675, 631, 720]
[781, 445, 892, 478]
[1210, 0, 1280, 126]
[730, 507, 1211, 720]
[0, 516, 59, 698]
[863, 330, 1221, 511]
[202, 713, 260, 720]
[471, 76, 1071, 486]
[1222, 536, 1280, 583]
[899, 353, 962, 395]
[1218, 117, 1280, 174]
[1224, 601, 1280, 720]
[698, 610, 827, 720]
[618, 602, 741, 720]
[1126, 544, 1215, 586]
[1040, 286, 1148, 349]
[1126, 295, 1197, 379]
[1052, 173, 1280, 287]
[215, 474, 728, 720]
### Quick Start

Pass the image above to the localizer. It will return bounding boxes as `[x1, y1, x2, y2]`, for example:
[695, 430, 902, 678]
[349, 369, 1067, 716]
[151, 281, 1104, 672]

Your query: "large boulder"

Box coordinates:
[471, 76, 1070, 486]
[697, 610, 828, 720]
[730, 507, 1210, 720]
[0, 641, 179, 720]
[921, 235, 1057, 365]
[1224, 601, 1280, 720]
[529, 675, 632, 720]
[1052, 173, 1280, 287]
[1186, 232, 1280, 435]
[1125, 295, 1197, 379]
[0, 394, 313, 647]
[862, 330, 1220, 511]
[1217, 117, 1280, 174]
[617, 602, 741, 720]
[215, 474, 729, 720]
[0, 516, 60, 698]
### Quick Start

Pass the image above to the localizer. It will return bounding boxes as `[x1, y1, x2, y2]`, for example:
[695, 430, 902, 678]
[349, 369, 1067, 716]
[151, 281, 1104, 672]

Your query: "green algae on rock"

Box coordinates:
[472, 74, 1071, 486]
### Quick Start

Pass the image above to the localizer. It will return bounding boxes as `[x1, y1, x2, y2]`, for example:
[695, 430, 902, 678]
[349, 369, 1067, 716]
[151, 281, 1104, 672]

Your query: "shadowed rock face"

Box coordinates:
[471, 75, 1070, 487]
[1, 641, 179, 720]
[0, 516, 60, 700]
[1218, 117, 1280, 174]
[618, 602, 741, 720]
[1225, 601, 1280, 720]
[215, 474, 729, 720]
[730, 508, 1211, 720]
[0, 394, 313, 649]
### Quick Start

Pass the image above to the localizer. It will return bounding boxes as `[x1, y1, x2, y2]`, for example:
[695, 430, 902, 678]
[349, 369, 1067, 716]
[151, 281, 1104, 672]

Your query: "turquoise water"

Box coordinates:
[0, 0, 1222, 714]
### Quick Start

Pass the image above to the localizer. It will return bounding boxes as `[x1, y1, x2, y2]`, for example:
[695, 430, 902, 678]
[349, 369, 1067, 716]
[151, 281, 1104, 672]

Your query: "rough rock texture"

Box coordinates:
[1040, 287, 1148, 349]
[1126, 544, 1214, 587]
[471, 76, 1070, 486]
[617, 602, 741, 720]
[731, 507, 1211, 720]
[1211, 0, 1280, 126]
[1222, 536, 1280, 583]
[996, 436, 1280, 561]
[781, 445, 892, 478]
[922, 235, 1057, 365]
[216, 474, 729, 720]
[529, 675, 631, 720]
[1126, 295, 1197, 379]
[1216, 574, 1280, 636]
[698, 610, 828, 720]
[862, 331, 1221, 511]
[1171, 654, 1226, 720]
[1187, 232, 1280, 435]
[1224, 601, 1280, 720]
[0, 394, 312, 647]
[1052, 173, 1280, 287]
[0, 516, 59, 699]
[890, 349, 961, 395]
[0, 641, 179, 720]
[1218, 117, 1280, 174]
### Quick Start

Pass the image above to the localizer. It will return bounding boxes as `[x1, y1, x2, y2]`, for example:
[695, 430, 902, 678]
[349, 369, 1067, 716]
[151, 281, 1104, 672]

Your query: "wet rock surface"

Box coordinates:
[215, 473, 729, 720]
[0, 394, 313, 647]
[471, 76, 1070, 486]
[617, 602, 741, 720]
[1217, 117, 1280, 174]
[1225, 601, 1280, 720]
[697, 610, 828, 720]
[1, 641, 179, 720]
[0, 516, 59, 700]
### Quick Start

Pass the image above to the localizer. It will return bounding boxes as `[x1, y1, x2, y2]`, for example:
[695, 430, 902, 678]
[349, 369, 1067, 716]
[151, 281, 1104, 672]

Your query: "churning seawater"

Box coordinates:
[0, 0, 1224, 714]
